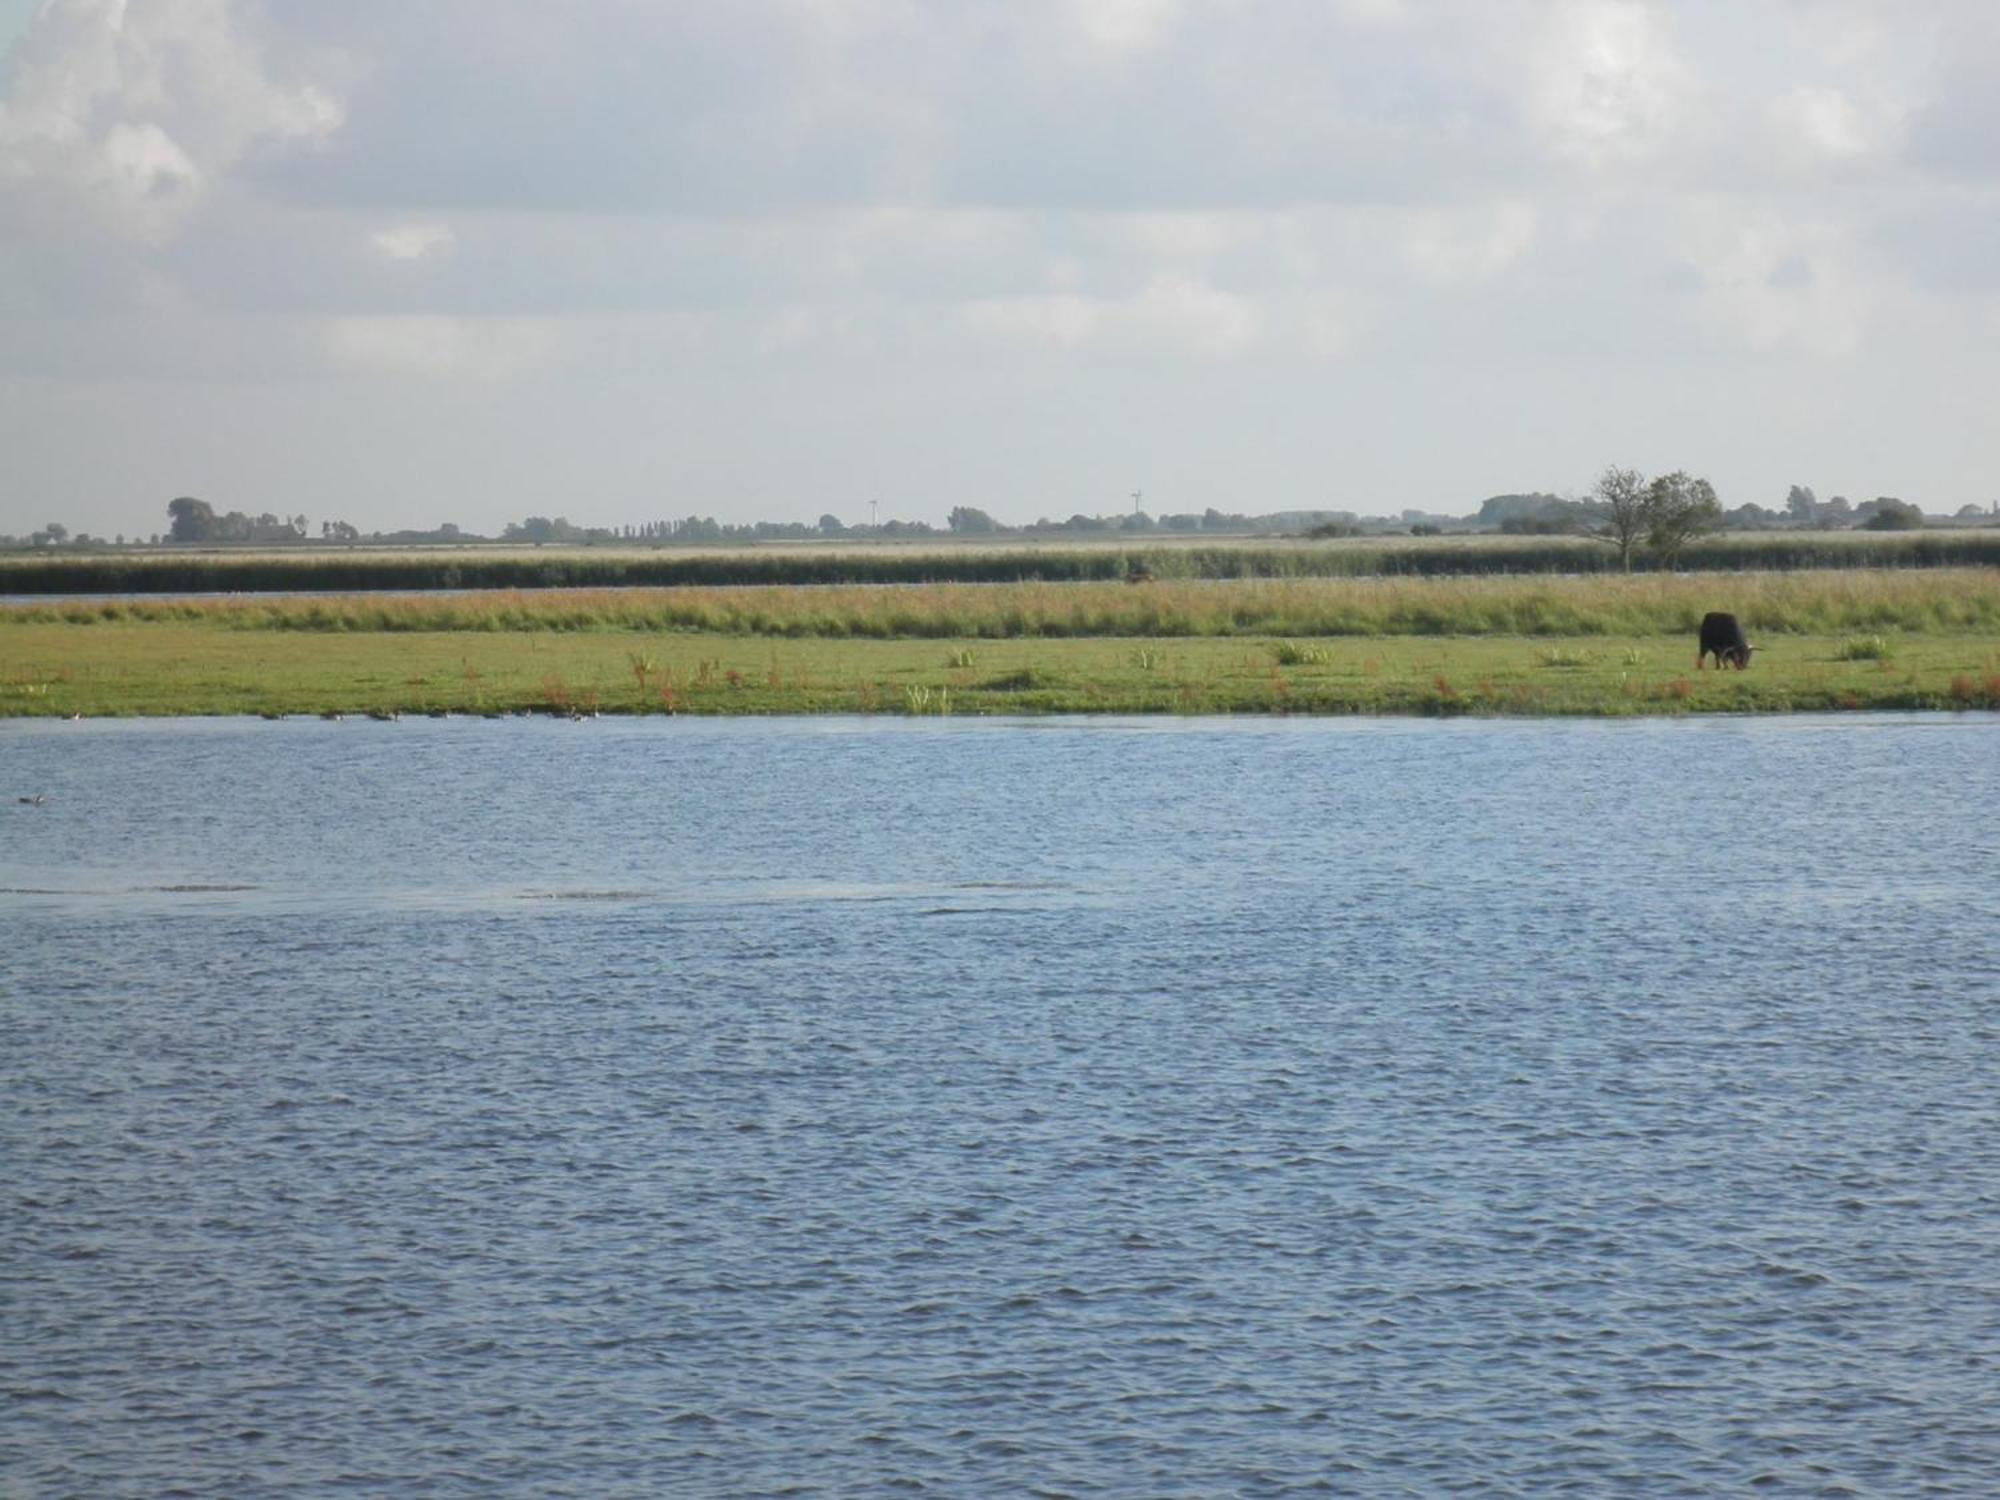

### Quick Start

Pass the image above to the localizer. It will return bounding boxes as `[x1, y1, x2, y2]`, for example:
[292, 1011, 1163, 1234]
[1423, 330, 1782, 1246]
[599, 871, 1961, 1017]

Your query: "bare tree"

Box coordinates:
[1646, 471, 1723, 566]
[1590, 466, 1650, 571]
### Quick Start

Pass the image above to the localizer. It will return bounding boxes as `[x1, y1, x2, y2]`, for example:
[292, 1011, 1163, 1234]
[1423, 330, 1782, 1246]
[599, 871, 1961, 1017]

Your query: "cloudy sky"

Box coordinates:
[3, 0, 1997, 537]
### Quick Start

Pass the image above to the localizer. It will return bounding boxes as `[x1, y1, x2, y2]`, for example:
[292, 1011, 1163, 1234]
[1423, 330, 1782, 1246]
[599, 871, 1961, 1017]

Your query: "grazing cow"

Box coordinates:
[1697, 611, 1755, 670]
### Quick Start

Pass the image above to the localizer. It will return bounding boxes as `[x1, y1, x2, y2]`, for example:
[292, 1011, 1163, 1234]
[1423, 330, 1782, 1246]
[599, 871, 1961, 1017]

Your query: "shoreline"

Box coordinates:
[6, 623, 1996, 719]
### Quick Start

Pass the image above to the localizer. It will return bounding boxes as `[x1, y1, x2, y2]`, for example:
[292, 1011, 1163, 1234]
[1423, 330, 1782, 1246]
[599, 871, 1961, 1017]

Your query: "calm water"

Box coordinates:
[4, 715, 1998, 1498]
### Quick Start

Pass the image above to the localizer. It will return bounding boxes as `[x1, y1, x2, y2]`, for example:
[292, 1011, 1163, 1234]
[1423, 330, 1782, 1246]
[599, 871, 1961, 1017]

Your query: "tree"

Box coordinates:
[1476, 492, 1567, 527]
[817, 513, 845, 535]
[1589, 466, 1650, 570]
[167, 496, 217, 542]
[1861, 497, 1922, 531]
[1645, 471, 1723, 565]
[44, 523, 68, 543]
[947, 506, 999, 534]
[1785, 485, 1817, 522]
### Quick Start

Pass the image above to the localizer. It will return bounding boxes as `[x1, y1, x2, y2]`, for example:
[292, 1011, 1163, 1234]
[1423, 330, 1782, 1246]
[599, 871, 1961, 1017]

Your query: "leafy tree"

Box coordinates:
[1725, 502, 1780, 529]
[947, 506, 999, 534]
[1645, 471, 1723, 564]
[1589, 466, 1650, 570]
[1476, 492, 1567, 526]
[44, 523, 68, 543]
[1785, 484, 1818, 522]
[167, 496, 217, 542]
[1860, 497, 1923, 531]
[817, 513, 845, 535]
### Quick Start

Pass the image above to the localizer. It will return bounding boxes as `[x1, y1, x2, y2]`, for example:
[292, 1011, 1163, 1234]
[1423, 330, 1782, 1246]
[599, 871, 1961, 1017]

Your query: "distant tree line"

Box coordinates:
[1, 482, 1994, 554]
[163, 497, 313, 544]
[1475, 479, 1994, 556]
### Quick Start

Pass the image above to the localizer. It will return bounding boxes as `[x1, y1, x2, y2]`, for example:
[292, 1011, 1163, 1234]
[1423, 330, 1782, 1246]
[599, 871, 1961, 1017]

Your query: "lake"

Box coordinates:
[4, 714, 1998, 1497]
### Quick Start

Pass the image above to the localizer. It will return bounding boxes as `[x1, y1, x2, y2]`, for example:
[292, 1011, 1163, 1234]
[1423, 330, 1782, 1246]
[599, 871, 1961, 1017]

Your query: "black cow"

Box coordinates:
[1697, 611, 1755, 670]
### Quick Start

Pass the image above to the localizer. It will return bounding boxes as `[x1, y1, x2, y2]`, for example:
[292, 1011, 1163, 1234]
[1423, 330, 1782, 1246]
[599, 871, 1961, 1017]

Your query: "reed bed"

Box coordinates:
[4, 530, 1999, 595]
[8, 569, 1997, 639]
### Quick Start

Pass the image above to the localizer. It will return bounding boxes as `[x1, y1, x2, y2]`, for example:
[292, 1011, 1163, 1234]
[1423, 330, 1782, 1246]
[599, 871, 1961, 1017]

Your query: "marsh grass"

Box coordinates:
[10, 569, 1993, 641]
[1835, 634, 1895, 661]
[1272, 641, 1332, 666]
[6, 529, 1999, 597]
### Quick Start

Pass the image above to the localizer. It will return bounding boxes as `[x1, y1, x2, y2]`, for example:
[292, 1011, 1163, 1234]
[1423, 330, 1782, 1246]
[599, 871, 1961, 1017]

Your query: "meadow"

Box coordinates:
[5, 570, 1997, 718]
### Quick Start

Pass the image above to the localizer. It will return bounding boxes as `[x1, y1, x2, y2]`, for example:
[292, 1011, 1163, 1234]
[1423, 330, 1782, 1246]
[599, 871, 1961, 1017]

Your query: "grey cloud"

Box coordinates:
[10, 0, 2000, 539]
[252, 0, 1535, 217]
[1909, 68, 2000, 183]
[1767, 256, 1811, 288]
[1875, 194, 2000, 293]
[257, 0, 938, 214]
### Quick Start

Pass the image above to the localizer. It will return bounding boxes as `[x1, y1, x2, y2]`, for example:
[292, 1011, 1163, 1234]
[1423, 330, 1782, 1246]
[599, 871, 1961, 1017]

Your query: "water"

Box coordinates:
[4, 714, 1998, 1497]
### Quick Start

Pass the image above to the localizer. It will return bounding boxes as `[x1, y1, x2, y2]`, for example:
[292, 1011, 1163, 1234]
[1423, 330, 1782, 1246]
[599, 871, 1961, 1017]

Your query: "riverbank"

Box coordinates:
[6, 619, 1997, 717]
[7, 572, 1996, 718]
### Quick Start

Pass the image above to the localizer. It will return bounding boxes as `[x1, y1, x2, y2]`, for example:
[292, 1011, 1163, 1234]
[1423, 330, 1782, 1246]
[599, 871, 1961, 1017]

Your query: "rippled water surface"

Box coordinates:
[5, 715, 1998, 1497]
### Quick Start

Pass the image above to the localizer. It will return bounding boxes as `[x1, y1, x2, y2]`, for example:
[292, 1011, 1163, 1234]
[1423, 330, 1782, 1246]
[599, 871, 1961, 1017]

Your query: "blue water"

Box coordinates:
[4, 715, 1998, 1497]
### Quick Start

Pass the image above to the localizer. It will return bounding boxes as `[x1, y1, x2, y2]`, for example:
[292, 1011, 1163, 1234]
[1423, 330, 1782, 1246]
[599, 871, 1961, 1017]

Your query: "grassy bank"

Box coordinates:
[5, 529, 1999, 594]
[8, 572, 1995, 718]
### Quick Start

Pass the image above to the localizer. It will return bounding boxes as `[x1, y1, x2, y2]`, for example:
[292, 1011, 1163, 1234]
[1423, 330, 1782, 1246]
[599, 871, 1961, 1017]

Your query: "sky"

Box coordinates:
[3, 0, 1998, 538]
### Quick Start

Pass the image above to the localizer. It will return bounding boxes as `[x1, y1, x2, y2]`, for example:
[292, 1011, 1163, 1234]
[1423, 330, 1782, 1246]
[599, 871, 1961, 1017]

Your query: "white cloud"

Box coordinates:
[0, 0, 341, 240]
[1403, 200, 1538, 284]
[1063, 0, 1182, 57]
[1668, 210, 1875, 357]
[324, 315, 557, 379]
[961, 273, 1261, 357]
[368, 220, 454, 263]
[1329, 0, 1412, 29]
[1522, 0, 1693, 167]
[97, 118, 199, 196]
[1766, 86, 1897, 169]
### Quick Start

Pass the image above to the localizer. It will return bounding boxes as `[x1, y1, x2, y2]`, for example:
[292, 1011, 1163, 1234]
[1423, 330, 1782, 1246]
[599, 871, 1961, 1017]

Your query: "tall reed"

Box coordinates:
[6, 570, 1995, 639]
[4, 530, 1998, 596]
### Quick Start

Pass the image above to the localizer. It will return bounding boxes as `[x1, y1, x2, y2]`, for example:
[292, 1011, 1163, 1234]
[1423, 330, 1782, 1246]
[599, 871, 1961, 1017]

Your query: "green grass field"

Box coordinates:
[5, 571, 1997, 717]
